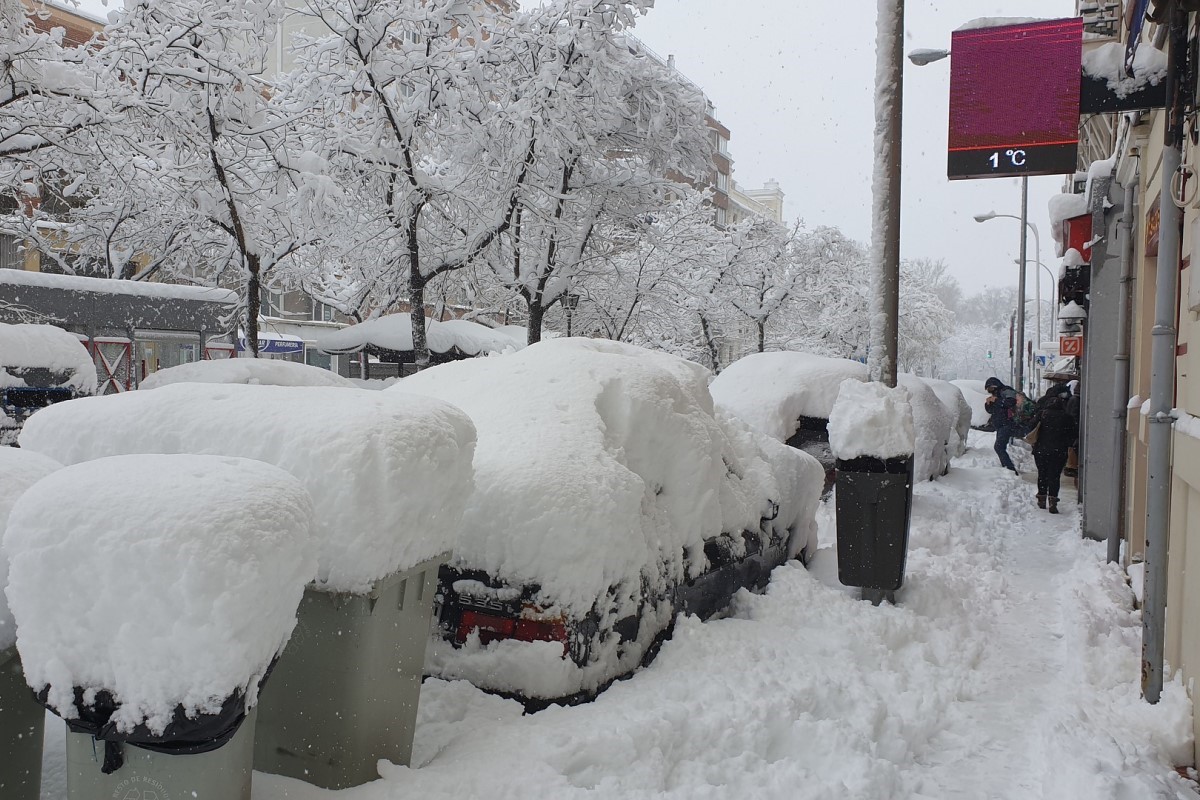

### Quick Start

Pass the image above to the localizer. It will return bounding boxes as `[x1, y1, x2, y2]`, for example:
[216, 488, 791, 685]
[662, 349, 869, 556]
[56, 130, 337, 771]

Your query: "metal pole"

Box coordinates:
[1032, 224, 1042, 392]
[1016, 177, 1029, 394]
[1110, 173, 1137, 564]
[1143, 4, 1186, 705]
[869, 0, 903, 390]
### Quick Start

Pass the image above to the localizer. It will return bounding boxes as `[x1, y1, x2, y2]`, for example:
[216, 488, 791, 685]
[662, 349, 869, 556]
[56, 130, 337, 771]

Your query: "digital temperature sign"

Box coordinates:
[947, 18, 1083, 180]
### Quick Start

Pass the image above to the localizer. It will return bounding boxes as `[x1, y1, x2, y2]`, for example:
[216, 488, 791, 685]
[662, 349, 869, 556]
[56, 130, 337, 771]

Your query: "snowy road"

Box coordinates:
[39, 434, 1196, 799]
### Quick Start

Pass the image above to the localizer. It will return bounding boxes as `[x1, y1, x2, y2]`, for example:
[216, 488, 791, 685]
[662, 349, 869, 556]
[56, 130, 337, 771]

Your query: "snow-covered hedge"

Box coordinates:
[395, 339, 822, 697]
[4, 454, 316, 734]
[0, 447, 62, 653]
[709, 351, 869, 441]
[0, 322, 97, 395]
[18, 384, 476, 593]
[139, 358, 357, 390]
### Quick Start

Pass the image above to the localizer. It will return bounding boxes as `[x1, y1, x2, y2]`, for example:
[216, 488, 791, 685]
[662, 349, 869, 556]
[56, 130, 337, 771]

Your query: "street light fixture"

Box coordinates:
[563, 292, 580, 337]
[907, 48, 950, 66]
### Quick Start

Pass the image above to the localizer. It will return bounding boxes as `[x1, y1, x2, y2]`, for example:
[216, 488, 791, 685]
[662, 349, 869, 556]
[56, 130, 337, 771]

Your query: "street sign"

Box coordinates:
[947, 18, 1084, 180]
[1060, 336, 1084, 357]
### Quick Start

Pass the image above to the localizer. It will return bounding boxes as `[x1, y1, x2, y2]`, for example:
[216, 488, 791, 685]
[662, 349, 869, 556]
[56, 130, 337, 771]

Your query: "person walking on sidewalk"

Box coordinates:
[1030, 392, 1078, 513]
[984, 377, 1018, 473]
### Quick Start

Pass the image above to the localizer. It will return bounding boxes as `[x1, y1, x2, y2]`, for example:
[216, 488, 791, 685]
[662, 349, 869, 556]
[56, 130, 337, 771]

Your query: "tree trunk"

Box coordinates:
[246, 256, 261, 358]
[699, 314, 720, 373]
[527, 302, 545, 345]
[410, 273, 428, 369]
[757, 321, 765, 353]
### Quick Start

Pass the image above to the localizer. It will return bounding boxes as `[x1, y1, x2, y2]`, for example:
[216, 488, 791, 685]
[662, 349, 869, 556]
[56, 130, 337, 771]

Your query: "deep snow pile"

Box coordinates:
[828, 379, 916, 460]
[0, 447, 62, 652]
[395, 339, 823, 697]
[0, 322, 97, 394]
[1083, 41, 1168, 98]
[18, 384, 476, 593]
[924, 377, 972, 458]
[951, 378, 991, 428]
[899, 373, 955, 480]
[5, 454, 315, 735]
[139, 357, 357, 389]
[239, 432, 1195, 800]
[709, 351, 869, 440]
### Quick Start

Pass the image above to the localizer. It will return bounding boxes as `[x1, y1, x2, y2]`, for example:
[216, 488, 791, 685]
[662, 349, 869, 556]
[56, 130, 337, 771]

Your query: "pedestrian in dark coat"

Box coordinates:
[1031, 393, 1077, 513]
[984, 376, 1018, 472]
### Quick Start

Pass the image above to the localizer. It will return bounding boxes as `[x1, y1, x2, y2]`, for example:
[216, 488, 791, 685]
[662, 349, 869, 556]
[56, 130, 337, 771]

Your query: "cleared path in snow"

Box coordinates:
[39, 435, 1195, 799]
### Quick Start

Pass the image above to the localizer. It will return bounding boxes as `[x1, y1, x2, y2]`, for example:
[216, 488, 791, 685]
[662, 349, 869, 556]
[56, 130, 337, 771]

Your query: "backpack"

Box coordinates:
[1010, 393, 1036, 433]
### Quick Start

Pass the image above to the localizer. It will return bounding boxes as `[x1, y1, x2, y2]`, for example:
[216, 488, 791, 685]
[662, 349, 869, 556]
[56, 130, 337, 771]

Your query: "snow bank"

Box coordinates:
[709, 351, 869, 441]
[900, 374, 956, 480]
[1082, 41, 1168, 98]
[924, 378, 972, 459]
[0, 323, 97, 394]
[828, 380, 915, 460]
[139, 358, 356, 390]
[18, 384, 476, 593]
[399, 339, 823, 697]
[4, 454, 316, 734]
[951, 379, 992, 428]
[318, 315, 525, 357]
[0, 447, 62, 653]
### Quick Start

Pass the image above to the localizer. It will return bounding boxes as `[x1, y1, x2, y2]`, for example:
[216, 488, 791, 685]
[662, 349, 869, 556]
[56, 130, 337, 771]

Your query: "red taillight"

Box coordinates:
[513, 617, 568, 645]
[457, 610, 514, 645]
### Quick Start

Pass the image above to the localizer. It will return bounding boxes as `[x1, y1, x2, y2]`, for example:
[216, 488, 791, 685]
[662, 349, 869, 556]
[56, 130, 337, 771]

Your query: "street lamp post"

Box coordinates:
[564, 292, 580, 337]
[975, 195, 1042, 394]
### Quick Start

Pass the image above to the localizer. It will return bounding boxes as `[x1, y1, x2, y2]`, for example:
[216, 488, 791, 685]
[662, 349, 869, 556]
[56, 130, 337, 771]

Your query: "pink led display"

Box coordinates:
[947, 18, 1083, 180]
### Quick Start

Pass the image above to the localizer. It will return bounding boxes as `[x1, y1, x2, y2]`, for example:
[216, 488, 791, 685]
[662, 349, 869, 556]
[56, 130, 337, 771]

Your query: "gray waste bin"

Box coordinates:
[835, 455, 914, 599]
[66, 708, 257, 800]
[0, 645, 43, 800]
[254, 552, 449, 789]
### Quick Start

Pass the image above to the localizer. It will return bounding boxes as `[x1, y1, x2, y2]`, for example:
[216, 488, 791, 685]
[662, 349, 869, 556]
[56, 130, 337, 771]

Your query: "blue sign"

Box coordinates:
[237, 336, 304, 355]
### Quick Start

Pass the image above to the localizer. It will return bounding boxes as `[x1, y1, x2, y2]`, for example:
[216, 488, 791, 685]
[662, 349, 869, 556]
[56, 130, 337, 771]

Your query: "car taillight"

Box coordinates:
[457, 610, 514, 645]
[513, 617, 568, 644]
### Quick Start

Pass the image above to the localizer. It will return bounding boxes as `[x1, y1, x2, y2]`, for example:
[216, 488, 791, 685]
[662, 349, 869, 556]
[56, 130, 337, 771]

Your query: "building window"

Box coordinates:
[312, 300, 334, 322]
[306, 347, 332, 371]
[718, 135, 729, 154]
[716, 171, 728, 191]
[716, 207, 727, 227]
[259, 288, 284, 318]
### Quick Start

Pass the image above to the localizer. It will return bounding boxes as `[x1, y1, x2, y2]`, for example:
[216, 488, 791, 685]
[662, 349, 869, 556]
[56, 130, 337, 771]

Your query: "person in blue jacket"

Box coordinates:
[984, 377, 1018, 472]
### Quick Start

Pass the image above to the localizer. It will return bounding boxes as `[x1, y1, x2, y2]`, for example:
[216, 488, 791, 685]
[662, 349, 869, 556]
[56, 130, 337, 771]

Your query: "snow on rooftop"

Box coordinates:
[1082, 42, 1168, 98]
[318, 315, 525, 357]
[828, 380, 916, 460]
[4, 453, 316, 734]
[0, 269, 237, 304]
[0, 322, 98, 394]
[18, 384, 476, 593]
[139, 358, 356, 390]
[709, 351, 869, 442]
[0, 447, 62, 653]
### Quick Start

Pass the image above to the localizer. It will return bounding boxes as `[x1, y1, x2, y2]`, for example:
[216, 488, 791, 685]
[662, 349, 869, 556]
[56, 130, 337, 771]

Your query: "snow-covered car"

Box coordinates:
[393, 339, 823, 706]
[709, 351, 870, 493]
[898, 374, 956, 481]
[922, 378, 972, 461]
[951, 379, 992, 430]
[0, 323, 97, 446]
[138, 357, 357, 389]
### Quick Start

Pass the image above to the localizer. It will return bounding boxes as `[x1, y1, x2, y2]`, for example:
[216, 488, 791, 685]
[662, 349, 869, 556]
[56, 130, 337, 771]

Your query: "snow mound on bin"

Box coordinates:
[709, 351, 869, 441]
[0, 323, 97, 394]
[828, 380, 915, 460]
[395, 339, 819, 614]
[139, 358, 356, 390]
[3, 454, 316, 734]
[18, 385, 476, 593]
[0, 447, 62, 653]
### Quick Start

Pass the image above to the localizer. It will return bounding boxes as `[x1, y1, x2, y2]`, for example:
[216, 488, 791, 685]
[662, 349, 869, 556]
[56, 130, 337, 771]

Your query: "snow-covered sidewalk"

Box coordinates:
[38, 433, 1196, 799]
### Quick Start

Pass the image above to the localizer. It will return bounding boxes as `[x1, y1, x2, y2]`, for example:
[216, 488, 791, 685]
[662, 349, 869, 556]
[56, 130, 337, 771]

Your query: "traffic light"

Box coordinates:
[987, 350, 993, 359]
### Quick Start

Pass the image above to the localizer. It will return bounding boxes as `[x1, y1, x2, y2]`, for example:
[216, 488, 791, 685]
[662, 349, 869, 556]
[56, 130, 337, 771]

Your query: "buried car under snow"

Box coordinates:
[392, 339, 823, 705]
[0, 323, 97, 446]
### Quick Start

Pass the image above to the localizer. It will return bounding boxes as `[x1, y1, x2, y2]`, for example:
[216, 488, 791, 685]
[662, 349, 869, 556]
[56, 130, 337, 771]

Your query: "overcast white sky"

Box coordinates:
[631, 0, 1078, 300]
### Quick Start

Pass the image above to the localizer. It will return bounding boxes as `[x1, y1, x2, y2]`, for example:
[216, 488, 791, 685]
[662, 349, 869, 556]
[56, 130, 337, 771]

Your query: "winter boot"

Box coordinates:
[1048, 497, 1059, 514]
[1036, 494, 1047, 509]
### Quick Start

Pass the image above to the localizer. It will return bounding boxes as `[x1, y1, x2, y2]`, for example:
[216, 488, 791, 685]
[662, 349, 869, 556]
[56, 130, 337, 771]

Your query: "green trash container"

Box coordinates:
[0, 645, 43, 800]
[254, 551, 449, 790]
[66, 708, 258, 800]
[835, 455, 914, 598]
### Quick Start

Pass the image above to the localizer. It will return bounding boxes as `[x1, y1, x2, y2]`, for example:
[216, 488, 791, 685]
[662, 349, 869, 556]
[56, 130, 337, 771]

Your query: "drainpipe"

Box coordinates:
[1109, 169, 1137, 564]
[1142, 3, 1186, 705]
